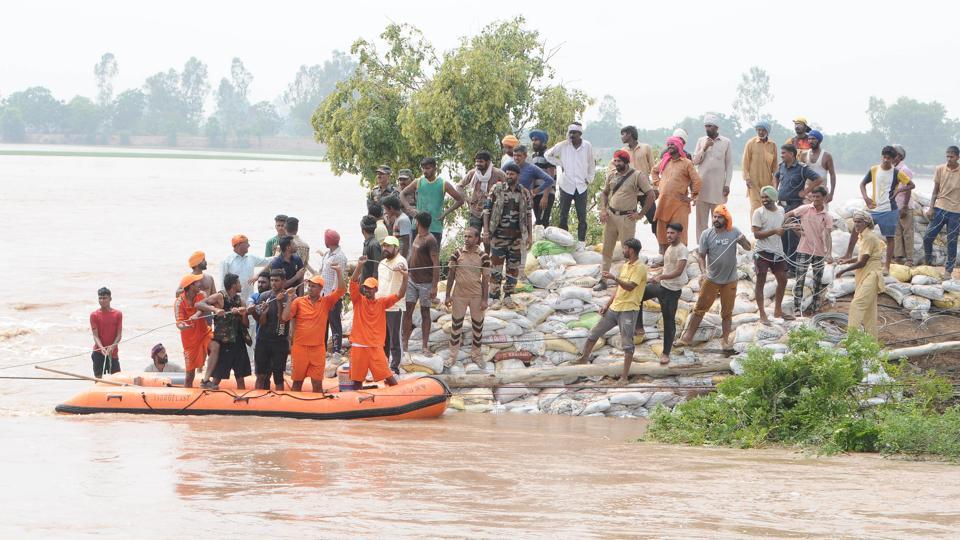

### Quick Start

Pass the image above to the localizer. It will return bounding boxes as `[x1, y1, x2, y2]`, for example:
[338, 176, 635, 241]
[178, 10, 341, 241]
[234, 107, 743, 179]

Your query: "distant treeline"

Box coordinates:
[0, 52, 355, 148]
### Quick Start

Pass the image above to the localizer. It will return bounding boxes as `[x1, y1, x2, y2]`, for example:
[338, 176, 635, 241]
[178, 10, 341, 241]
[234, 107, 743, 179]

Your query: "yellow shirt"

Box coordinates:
[611, 259, 647, 312]
[934, 164, 960, 213]
[855, 229, 886, 290]
[741, 136, 778, 185]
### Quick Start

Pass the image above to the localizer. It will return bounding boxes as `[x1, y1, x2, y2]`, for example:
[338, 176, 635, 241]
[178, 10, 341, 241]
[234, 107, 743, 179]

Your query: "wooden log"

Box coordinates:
[886, 341, 960, 359]
[435, 359, 731, 388]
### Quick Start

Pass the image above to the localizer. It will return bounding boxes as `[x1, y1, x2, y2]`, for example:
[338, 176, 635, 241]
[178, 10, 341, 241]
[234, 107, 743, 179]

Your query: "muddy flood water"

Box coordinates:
[0, 148, 957, 538]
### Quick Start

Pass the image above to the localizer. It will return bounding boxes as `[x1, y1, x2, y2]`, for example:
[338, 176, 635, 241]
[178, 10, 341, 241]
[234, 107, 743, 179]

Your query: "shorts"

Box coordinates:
[254, 339, 289, 375]
[405, 280, 433, 306]
[870, 209, 899, 238]
[754, 251, 787, 273]
[212, 340, 252, 380]
[587, 309, 639, 353]
[693, 279, 737, 318]
[91, 351, 121, 379]
[291, 343, 326, 381]
[349, 347, 393, 382]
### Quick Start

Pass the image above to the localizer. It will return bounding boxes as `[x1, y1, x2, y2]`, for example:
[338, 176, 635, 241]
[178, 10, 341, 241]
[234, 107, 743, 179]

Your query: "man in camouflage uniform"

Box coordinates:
[483, 162, 533, 309]
[397, 168, 417, 218]
[368, 165, 399, 205]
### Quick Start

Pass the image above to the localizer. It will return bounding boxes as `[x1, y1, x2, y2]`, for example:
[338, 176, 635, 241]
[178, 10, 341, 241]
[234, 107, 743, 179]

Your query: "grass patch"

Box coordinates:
[646, 328, 960, 461]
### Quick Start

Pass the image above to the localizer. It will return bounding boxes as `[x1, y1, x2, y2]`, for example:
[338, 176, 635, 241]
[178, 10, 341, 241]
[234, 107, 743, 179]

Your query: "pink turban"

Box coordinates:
[612, 149, 631, 164]
[658, 136, 686, 174]
[324, 229, 340, 246]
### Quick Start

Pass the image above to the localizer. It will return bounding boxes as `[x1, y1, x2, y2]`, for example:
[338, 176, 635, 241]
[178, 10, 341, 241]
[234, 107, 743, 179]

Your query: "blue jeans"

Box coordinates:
[924, 208, 960, 272]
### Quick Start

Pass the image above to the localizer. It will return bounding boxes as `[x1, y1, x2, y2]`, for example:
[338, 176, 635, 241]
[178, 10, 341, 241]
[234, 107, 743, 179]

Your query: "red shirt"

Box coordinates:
[90, 308, 123, 356]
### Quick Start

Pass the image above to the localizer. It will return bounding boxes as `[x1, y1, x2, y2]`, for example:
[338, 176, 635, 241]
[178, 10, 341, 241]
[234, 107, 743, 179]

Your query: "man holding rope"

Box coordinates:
[175, 274, 213, 388]
[349, 256, 407, 388]
[90, 287, 122, 378]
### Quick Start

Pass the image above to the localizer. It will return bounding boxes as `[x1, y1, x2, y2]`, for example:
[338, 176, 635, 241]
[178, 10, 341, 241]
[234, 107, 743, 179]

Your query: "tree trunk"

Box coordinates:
[435, 360, 731, 388]
[887, 341, 960, 359]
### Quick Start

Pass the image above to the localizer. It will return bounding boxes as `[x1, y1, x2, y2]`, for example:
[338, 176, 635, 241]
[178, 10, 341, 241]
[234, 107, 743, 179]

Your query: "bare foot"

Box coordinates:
[423, 349, 434, 357]
[759, 315, 772, 326]
[617, 376, 629, 384]
[659, 354, 670, 365]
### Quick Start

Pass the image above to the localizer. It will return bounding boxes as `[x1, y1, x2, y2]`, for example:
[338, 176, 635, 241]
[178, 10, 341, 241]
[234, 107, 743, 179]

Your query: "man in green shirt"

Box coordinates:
[399, 157, 464, 246]
[264, 214, 287, 257]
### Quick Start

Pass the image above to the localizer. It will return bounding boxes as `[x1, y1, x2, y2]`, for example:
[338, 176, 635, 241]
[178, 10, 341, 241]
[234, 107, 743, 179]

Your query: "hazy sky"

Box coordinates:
[3, 0, 956, 134]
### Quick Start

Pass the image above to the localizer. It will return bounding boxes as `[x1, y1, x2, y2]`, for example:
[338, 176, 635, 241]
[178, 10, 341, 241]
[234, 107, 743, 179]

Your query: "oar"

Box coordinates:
[35, 366, 129, 386]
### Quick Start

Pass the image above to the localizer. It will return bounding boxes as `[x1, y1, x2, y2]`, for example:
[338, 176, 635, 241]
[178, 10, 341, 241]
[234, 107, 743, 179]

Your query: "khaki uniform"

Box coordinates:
[602, 168, 653, 272]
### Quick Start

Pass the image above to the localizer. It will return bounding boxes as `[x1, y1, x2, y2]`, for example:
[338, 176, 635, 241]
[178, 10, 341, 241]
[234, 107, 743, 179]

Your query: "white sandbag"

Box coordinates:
[732, 300, 758, 316]
[543, 226, 576, 247]
[528, 269, 563, 289]
[681, 287, 695, 302]
[755, 324, 786, 341]
[884, 287, 907, 305]
[516, 331, 546, 356]
[494, 385, 531, 404]
[562, 275, 599, 288]
[401, 353, 445, 375]
[486, 309, 521, 320]
[559, 286, 594, 302]
[944, 280, 960, 293]
[839, 199, 866, 219]
[911, 285, 944, 301]
[763, 280, 778, 299]
[832, 231, 851, 258]
[610, 392, 651, 406]
[565, 264, 601, 279]
[646, 254, 664, 267]
[911, 275, 941, 286]
[572, 250, 603, 265]
[642, 310, 661, 327]
[552, 298, 585, 311]
[690, 324, 718, 343]
[686, 260, 702, 280]
[538, 253, 577, 269]
[734, 324, 758, 344]
[732, 313, 760, 327]
[582, 398, 611, 415]
[483, 317, 508, 332]
[532, 225, 545, 242]
[830, 277, 857, 298]
[902, 295, 931, 311]
[820, 265, 835, 286]
[491, 322, 524, 337]
[525, 303, 555, 325]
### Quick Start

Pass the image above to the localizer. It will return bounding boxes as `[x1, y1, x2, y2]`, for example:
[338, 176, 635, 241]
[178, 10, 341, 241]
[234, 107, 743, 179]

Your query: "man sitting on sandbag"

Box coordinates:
[575, 238, 647, 383]
[676, 205, 751, 351]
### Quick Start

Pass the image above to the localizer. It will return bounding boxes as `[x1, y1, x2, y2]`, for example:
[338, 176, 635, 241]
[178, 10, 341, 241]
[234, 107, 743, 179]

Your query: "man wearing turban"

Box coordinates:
[653, 136, 701, 252]
[596, 149, 655, 290]
[751, 186, 791, 323]
[182, 250, 216, 298]
[693, 114, 734, 242]
[501, 134, 519, 168]
[545, 122, 597, 247]
[742, 120, 779, 215]
[786, 116, 814, 156]
[800, 130, 837, 205]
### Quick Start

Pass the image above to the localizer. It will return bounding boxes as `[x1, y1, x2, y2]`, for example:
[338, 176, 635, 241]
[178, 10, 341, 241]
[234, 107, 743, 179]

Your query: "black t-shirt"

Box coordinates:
[361, 236, 382, 281]
[254, 290, 290, 343]
[270, 254, 304, 282]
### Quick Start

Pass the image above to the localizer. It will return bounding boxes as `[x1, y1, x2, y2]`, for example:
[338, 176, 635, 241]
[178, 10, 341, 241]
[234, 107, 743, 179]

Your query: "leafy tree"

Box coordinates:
[249, 100, 282, 144]
[111, 89, 146, 134]
[204, 117, 224, 147]
[583, 95, 623, 149]
[0, 107, 26, 142]
[180, 57, 210, 133]
[142, 69, 186, 138]
[5, 87, 64, 133]
[866, 96, 887, 135]
[230, 57, 253, 101]
[531, 85, 591, 144]
[63, 96, 103, 137]
[283, 50, 356, 136]
[313, 18, 590, 183]
[93, 53, 119, 107]
[732, 66, 773, 132]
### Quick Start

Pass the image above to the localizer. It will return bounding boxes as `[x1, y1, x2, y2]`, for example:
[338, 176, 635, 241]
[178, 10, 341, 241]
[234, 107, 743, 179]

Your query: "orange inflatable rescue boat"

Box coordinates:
[55, 373, 450, 421]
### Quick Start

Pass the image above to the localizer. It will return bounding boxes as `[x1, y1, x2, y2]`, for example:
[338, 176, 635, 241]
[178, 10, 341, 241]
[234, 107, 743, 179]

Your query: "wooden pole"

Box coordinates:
[435, 360, 731, 388]
[35, 366, 128, 386]
[886, 341, 960, 359]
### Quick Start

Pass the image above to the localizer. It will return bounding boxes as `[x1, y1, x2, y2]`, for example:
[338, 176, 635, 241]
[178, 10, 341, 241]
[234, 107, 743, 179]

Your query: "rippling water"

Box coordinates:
[0, 149, 955, 538]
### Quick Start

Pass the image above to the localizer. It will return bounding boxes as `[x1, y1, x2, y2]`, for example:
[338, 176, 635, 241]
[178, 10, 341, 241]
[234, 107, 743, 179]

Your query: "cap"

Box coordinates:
[362, 277, 379, 288]
[376, 165, 392, 175]
[179, 273, 204, 290]
[188, 251, 205, 268]
[382, 235, 400, 247]
[397, 168, 413, 179]
[231, 234, 249, 247]
[307, 275, 325, 286]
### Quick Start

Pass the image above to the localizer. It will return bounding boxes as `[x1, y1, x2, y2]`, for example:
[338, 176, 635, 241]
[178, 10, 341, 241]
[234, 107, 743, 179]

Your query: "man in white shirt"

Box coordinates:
[376, 236, 408, 374]
[221, 234, 271, 304]
[546, 122, 596, 247]
[692, 114, 733, 243]
[318, 229, 349, 358]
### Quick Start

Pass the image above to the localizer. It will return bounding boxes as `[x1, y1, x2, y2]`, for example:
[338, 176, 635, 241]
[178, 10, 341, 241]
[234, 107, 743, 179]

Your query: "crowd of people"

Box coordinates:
[88, 117, 960, 388]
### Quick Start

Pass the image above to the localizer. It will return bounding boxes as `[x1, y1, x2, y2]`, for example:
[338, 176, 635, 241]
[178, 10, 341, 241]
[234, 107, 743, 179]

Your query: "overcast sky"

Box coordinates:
[3, 0, 955, 134]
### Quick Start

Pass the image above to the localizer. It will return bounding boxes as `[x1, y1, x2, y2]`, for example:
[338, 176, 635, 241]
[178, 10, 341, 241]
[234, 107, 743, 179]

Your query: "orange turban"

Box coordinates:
[362, 277, 379, 289]
[188, 251, 205, 268]
[231, 234, 249, 247]
[179, 273, 203, 290]
[501, 134, 519, 148]
[713, 204, 734, 231]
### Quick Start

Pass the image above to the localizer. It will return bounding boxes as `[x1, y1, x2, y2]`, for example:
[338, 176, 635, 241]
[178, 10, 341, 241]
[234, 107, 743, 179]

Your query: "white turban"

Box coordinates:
[703, 113, 720, 127]
[567, 123, 583, 133]
[672, 128, 688, 141]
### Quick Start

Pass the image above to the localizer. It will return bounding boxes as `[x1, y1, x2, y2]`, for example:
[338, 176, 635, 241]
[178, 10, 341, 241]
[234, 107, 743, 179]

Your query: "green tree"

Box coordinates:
[180, 57, 210, 133]
[583, 94, 623, 149]
[93, 53, 119, 107]
[204, 117, 224, 147]
[63, 96, 103, 138]
[142, 69, 186, 139]
[5, 87, 64, 133]
[249, 100, 282, 145]
[283, 50, 356, 136]
[732, 66, 773, 132]
[0, 107, 26, 142]
[313, 18, 590, 183]
[111, 89, 146, 134]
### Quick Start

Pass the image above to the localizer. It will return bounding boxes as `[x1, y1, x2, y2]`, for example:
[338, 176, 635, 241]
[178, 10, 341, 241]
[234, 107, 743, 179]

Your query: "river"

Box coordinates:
[0, 147, 956, 538]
